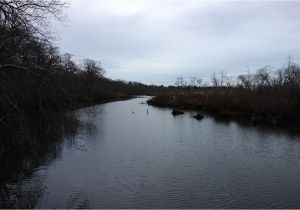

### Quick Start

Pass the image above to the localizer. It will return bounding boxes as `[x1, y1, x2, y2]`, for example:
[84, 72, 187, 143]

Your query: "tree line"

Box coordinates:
[150, 59, 300, 124]
[0, 0, 174, 141]
[174, 58, 300, 90]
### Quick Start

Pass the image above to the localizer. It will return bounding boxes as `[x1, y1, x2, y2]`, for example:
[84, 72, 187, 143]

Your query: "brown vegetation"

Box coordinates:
[148, 62, 300, 125]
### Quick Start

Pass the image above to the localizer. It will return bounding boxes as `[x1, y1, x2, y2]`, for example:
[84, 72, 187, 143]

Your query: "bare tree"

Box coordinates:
[211, 72, 219, 87]
[238, 71, 253, 89]
[219, 71, 226, 87]
[189, 77, 197, 87]
[175, 77, 185, 87]
[273, 69, 285, 87]
[62, 53, 78, 73]
[196, 78, 202, 87]
[225, 76, 234, 87]
[82, 59, 105, 78]
[254, 66, 272, 87]
[219, 71, 234, 87]
[282, 57, 300, 87]
[0, 0, 69, 38]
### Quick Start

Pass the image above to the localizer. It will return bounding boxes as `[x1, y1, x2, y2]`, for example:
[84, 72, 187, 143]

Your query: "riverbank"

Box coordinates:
[147, 91, 300, 126]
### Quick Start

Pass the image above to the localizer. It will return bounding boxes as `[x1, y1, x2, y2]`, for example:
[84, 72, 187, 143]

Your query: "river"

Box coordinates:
[1, 96, 300, 208]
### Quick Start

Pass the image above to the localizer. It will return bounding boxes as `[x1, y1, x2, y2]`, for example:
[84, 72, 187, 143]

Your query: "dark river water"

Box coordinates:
[1, 97, 300, 208]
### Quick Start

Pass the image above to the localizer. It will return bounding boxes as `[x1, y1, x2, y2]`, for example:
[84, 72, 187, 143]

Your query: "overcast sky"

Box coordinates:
[51, 0, 300, 85]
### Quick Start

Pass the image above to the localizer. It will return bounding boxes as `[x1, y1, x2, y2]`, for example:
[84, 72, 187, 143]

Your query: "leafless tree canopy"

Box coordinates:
[0, 0, 68, 37]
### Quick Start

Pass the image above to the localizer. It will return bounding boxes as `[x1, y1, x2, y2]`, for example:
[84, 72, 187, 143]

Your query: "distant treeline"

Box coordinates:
[172, 59, 300, 89]
[149, 61, 300, 125]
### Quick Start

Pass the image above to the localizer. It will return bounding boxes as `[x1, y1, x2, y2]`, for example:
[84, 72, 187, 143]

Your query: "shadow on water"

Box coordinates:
[208, 113, 300, 139]
[150, 104, 300, 138]
[0, 108, 100, 208]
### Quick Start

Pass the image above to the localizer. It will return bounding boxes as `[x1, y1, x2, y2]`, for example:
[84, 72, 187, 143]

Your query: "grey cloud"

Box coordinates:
[51, 0, 300, 85]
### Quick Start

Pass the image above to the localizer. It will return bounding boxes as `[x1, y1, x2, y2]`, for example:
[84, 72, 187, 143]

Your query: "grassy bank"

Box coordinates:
[148, 91, 300, 125]
[148, 64, 300, 125]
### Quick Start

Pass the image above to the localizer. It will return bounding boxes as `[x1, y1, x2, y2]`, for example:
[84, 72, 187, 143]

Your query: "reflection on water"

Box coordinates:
[1, 97, 300, 208]
[0, 110, 98, 208]
[208, 112, 300, 139]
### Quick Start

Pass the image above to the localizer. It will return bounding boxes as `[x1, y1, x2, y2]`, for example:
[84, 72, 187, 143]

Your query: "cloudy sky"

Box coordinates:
[52, 0, 300, 85]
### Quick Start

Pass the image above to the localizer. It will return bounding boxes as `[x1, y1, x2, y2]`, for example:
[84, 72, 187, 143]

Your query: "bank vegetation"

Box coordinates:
[148, 61, 300, 125]
[0, 0, 174, 141]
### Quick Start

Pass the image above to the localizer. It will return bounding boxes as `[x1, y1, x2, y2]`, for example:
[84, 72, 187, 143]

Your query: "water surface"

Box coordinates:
[1, 97, 300, 208]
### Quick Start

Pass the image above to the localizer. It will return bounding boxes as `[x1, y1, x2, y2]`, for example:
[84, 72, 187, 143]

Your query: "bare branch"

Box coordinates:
[0, 0, 69, 39]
